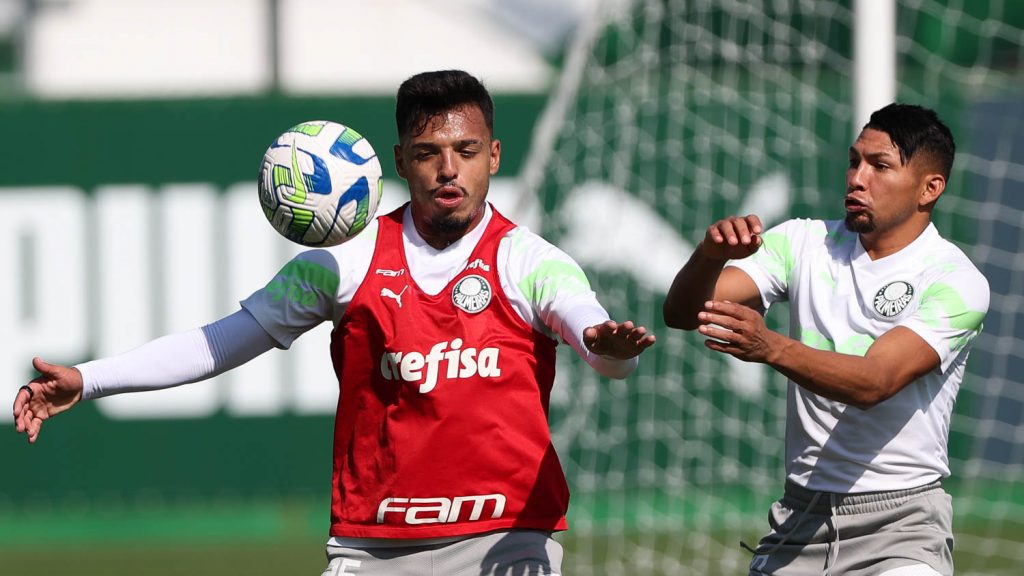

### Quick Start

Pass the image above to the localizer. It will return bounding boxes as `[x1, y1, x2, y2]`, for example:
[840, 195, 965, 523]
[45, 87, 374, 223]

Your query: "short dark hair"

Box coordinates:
[395, 70, 494, 141]
[863, 103, 956, 179]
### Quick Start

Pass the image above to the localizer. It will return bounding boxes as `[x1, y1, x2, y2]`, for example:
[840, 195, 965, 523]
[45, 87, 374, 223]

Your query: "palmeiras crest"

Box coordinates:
[452, 275, 492, 314]
[873, 280, 915, 318]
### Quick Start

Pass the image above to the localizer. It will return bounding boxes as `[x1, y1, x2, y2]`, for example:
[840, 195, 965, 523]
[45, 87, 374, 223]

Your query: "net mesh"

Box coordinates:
[526, 1, 1024, 574]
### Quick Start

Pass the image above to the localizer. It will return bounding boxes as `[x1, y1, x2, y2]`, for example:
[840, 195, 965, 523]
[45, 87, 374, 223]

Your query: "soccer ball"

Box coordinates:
[258, 120, 383, 247]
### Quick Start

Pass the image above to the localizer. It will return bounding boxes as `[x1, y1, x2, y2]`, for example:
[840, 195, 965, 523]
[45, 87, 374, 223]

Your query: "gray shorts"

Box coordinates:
[748, 481, 953, 576]
[321, 529, 563, 576]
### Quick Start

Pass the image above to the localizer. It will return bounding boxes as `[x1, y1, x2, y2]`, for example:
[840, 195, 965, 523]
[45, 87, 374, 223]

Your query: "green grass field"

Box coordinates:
[0, 540, 324, 576]
[3, 530, 1020, 576]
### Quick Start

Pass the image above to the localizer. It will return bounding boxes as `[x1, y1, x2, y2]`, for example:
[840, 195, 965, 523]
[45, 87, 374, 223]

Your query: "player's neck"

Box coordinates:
[859, 217, 930, 260]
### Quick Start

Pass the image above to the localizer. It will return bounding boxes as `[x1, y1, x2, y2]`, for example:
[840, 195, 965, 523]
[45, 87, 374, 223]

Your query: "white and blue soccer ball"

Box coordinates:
[258, 120, 383, 247]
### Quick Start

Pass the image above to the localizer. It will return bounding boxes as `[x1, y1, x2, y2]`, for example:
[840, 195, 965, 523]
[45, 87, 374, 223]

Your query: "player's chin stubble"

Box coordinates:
[844, 212, 875, 234]
[431, 213, 474, 235]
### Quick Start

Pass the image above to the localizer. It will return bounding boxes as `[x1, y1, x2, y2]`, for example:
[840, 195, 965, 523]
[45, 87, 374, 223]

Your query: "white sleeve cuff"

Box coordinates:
[561, 303, 640, 380]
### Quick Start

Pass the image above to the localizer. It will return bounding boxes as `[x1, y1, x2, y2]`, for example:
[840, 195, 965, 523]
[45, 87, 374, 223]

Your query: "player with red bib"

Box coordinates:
[15, 70, 656, 575]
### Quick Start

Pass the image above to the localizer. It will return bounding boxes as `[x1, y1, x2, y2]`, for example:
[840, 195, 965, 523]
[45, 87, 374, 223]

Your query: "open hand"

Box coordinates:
[13, 357, 84, 444]
[583, 320, 656, 359]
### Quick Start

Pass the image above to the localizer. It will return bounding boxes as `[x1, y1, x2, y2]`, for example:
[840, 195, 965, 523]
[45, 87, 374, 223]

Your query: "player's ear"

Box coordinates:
[394, 144, 407, 179]
[489, 139, 501, 176]
[920, 172, 945, 207]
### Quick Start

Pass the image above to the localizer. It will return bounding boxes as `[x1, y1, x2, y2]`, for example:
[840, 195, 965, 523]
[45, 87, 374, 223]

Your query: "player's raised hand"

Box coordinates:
[13, 357, 84, 444]
[583, 320, 656, 359]
[700, 214, 764, 261]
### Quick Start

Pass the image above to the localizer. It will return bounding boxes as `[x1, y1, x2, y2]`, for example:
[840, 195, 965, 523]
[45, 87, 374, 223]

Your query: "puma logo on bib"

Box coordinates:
[381, 285, 408, 308]
[873, 281, 915, 318]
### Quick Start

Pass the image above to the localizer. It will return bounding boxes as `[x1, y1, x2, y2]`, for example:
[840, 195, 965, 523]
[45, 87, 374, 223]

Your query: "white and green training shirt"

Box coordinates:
[241, 202, 638, 380]
[728, 219, 989, 493]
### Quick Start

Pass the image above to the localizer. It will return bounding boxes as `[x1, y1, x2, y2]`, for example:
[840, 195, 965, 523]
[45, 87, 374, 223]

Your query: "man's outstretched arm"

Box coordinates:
[697, 300, 940, 409]
[12, 309, 278, 443]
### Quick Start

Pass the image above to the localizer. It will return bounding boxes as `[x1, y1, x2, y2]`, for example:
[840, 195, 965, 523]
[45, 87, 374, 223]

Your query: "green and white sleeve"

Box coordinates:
[501, 228, 639, 380]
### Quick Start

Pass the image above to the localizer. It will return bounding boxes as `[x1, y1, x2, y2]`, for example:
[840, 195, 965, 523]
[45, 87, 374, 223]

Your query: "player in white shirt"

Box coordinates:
[664, 103, 988, 575]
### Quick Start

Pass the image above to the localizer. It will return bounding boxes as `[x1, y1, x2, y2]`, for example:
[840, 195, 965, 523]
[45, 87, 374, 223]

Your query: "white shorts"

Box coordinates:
[748, 480, 953, 575]
[321, 529, 563, 576]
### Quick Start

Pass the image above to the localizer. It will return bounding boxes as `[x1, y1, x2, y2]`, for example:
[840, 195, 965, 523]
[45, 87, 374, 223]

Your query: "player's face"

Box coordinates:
[844, 128, 922, 236]
[395, 104, 500, 248]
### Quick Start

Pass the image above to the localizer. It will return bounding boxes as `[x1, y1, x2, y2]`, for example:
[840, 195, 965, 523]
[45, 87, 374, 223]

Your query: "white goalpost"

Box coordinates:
[854, 0, 896, 131]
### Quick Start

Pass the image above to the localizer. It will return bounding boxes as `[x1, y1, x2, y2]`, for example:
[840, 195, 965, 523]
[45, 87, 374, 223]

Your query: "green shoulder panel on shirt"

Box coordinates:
[265, 259, 340, 308]
[798, 328, 874, 357]
[838, 334, 875, 357]
[754, 231, 796, 284]
[798, 328, 835, 352]
[918, 282, 986, 332]
[518, 260, 592, 304]
[508, 228, 592, 303]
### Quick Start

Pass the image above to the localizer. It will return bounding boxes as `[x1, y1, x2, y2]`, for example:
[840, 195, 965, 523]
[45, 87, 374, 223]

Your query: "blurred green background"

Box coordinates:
[3, 2, 1024, 575]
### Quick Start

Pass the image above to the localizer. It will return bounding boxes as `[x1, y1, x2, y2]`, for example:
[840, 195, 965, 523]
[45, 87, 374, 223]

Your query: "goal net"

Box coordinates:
[523, 1, 1024, 574]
